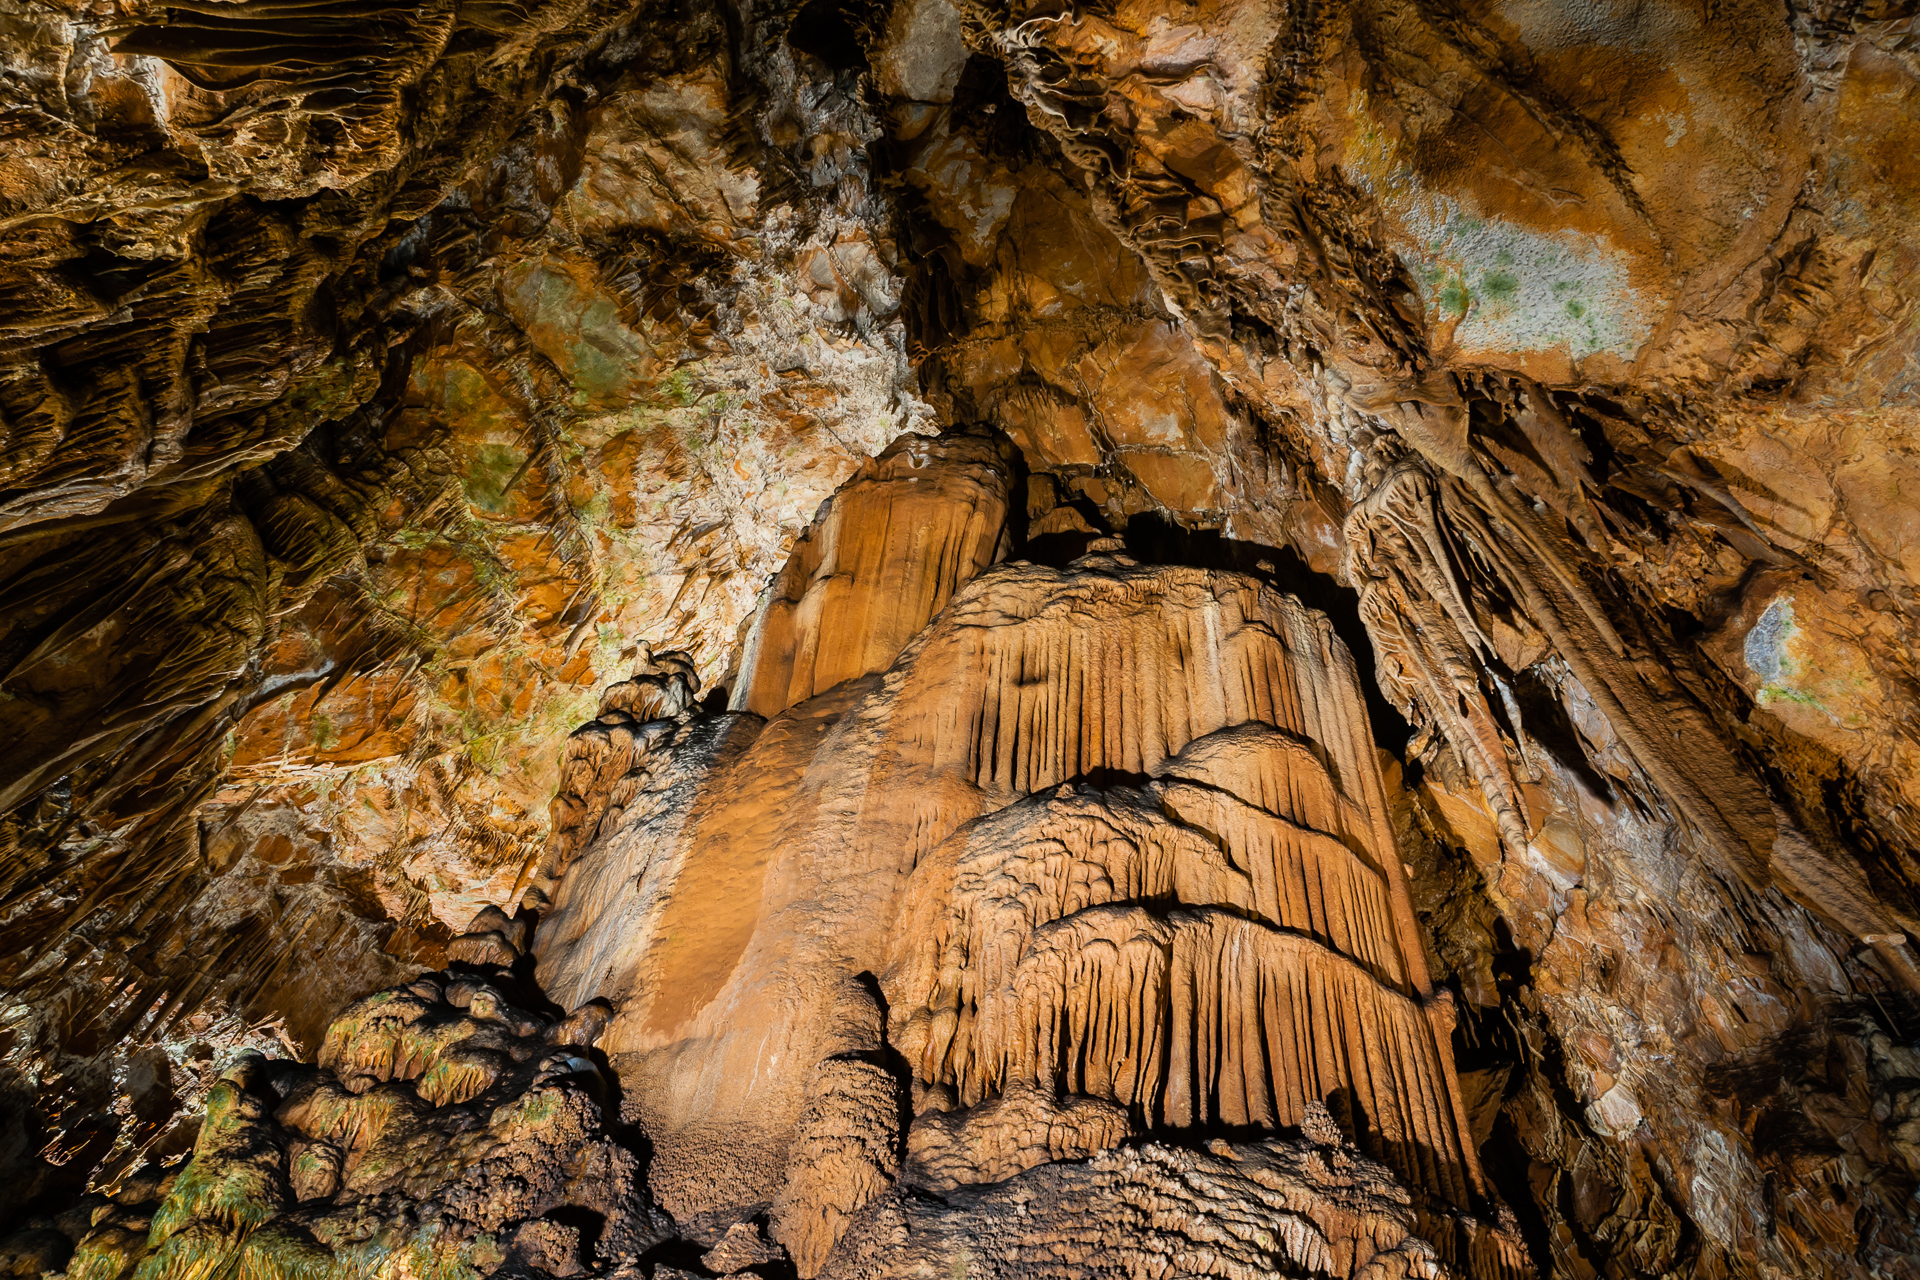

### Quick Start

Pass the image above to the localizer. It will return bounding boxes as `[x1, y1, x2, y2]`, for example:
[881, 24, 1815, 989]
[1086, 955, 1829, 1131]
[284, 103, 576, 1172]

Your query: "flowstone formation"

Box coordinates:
[7, 1, 1920, 1278]
[532, 427, 1524, 1277]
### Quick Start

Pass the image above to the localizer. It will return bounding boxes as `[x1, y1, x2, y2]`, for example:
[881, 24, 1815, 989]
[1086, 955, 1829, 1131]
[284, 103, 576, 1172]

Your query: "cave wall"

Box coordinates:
[3, 1, 1920, 1279]
[0, 0, 930, 1209]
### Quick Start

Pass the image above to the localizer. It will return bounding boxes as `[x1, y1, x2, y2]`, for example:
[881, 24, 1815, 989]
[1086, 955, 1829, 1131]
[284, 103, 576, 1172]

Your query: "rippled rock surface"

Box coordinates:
[6, 2, 1920, 1278]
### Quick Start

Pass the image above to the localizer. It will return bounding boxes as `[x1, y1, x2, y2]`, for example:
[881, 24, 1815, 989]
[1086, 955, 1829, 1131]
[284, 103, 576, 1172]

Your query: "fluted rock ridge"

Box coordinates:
[533, 429, 1517, 1276]
[735, 427, 1021, 718]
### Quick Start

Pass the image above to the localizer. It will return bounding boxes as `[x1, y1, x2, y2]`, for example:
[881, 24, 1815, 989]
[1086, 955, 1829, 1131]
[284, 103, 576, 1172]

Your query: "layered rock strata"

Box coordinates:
[826, 1118, 1474, 1280]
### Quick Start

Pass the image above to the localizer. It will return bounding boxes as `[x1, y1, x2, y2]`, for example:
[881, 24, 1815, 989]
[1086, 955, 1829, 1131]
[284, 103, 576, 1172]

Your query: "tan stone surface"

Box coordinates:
[0, 0, 929, 1203]
[529, 436, 1512, 1275]
[734, 428, 1018, 717]
[6, 2, 1920, 1277]
[824, 1130, 1486, 1280]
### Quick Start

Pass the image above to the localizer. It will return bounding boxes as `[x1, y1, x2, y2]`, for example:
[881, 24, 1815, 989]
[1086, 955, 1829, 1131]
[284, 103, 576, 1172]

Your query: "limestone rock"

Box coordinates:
[534, 430, 1514, 1275]
[823, 1134, 1473, 1280]
[735, 426, 1020, 718]
[7, 1, 1920, 1277]
[768, 1054, 902, 1276]
[45, 970, 662, 1280]
[0, 0, 930, 1201]
[700, 1221, 787, 1274]
[904, 1081, 1130, 1190]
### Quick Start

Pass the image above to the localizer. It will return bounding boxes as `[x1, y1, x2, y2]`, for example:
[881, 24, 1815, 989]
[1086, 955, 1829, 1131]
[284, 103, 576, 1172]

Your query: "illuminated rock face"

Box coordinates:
[732, 428, 1021, 718]
[8, 1, 1920, 1277]
[534, 435, 1518, 1277]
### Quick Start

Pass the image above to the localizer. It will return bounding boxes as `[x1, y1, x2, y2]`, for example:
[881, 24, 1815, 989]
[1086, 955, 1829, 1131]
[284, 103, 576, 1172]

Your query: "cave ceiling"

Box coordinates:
[3, 0, 1920, 1278]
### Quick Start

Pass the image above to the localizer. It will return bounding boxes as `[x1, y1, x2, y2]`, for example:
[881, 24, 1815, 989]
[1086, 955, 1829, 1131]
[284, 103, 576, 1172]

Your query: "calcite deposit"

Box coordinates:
[5, 1, 1920, 1279]
[534, 433, 1526, 1277]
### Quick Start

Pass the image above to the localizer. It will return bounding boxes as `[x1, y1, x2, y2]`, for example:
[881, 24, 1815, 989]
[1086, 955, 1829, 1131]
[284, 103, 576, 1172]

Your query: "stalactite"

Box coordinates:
[531, 436, 1513, 1274]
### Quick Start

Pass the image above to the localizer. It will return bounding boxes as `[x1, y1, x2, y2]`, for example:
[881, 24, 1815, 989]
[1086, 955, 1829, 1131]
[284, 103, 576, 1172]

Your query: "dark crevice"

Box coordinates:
[1117, 513, 1413, 755]
[785, 0, 866, 73]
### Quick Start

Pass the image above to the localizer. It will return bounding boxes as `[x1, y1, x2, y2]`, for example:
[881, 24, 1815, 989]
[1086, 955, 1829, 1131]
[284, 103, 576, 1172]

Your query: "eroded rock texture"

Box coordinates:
[534, 430, 1522, 1277]
[825, 1122, 1477, 1280]
[1, 0, 925, 1211]
[6, 1, 1920, 1279]
[5, 920, 658, 1280]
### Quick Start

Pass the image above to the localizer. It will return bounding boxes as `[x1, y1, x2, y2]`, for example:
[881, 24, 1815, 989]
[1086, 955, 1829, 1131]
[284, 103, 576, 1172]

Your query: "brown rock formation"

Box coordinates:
[530, 431, 1517, 1275]
[5, 918, 657, 1280]
[825, 1118, 1487, 1280]
[0, 0, 927, 1208]
[5, 2, 1920, 1279]
[734, 427, 1020, 717]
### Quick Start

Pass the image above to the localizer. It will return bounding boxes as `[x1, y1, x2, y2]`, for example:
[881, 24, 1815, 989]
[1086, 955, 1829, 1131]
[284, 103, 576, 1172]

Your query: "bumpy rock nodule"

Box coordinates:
[8, 923, 658, 1280]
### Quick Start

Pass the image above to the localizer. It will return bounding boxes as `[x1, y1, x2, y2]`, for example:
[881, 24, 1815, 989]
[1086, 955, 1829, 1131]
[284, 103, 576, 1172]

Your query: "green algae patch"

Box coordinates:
[1342, 85, 1654, 364]
[461, 443, 528, 516]
[136, 1078, 287, 1280]
[119, 971, 643, 1280]
[1744, 595, 1877, 733]
[146, 1082, 285, 1241]
[501, 259, 657, 411]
